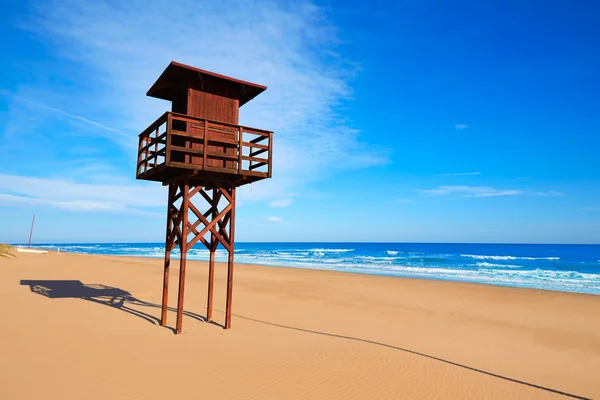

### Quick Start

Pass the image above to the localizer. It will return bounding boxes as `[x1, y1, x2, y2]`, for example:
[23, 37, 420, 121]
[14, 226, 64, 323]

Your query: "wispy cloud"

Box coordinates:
[0, 173, 165, 213]
[419, 185, 520, 198]
[268, 198, 294, 208]
[4, 91, 128, 138]
[0, 193, 161, 216]
[440, 172, 481, 176]
[24, 0, 389, 204]
[536, 190, 564, 197]
[266, 216, 286, 223]
[455, 124, 469, 130]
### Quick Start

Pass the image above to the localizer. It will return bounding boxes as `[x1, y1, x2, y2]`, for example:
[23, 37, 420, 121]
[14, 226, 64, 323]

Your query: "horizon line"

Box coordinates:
[9, 241, 600, 246]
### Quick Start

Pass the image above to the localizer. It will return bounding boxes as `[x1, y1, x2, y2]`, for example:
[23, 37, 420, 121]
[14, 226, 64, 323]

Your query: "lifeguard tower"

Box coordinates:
[136, 61, 273, 333]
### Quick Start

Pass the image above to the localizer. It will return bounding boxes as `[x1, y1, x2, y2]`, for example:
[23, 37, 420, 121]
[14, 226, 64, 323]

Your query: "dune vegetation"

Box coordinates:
[0, 244, 14, 259]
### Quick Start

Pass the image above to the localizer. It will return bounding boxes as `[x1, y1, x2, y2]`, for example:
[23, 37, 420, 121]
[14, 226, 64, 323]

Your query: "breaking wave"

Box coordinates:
[461, 254, 560, 261]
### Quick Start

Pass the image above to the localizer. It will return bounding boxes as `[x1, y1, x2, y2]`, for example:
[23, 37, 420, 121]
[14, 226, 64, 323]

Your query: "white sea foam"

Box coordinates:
[356, 256, 400, 261]
[308, 248, 355, 253]
[386, 250, 399, 255]
[461, 254, 560, 261]
[476, 262, 524, 269]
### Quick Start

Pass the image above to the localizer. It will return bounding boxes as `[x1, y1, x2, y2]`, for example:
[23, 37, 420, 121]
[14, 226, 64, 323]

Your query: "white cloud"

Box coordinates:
[440, 172, 481, 176]
[7, 92, 127, 138]
[22, 0, 388, 204]
[268, 198, 294, 207]
[0, 193, 162, 216]
[455, 124, 469, 130]
[266, 216, 285, 223]
[419, 185, 520, 198]
[536, 190, 564, 197]
[0, 173, 165, 210]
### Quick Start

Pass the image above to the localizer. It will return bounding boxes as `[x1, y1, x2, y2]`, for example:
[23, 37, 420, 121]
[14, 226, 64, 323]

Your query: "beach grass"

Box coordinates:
[0, 244, 14, 259]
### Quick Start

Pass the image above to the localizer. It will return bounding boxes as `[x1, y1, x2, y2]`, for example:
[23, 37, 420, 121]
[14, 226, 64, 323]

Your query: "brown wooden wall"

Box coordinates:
[187, 89, 239, 125]
[170, 88, 239, 169]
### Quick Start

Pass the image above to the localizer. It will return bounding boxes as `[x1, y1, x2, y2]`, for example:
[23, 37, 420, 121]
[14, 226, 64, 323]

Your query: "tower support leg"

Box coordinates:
[161, 182, 178, 326]
[175, 180, 190, 334]
[207, 248, 215, 322]
[161, 180, 236, 333]
[225, 187, 236, 329]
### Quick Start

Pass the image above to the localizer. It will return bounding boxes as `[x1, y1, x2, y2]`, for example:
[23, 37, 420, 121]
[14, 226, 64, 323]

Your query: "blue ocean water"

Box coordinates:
[22, 242, 600, 295]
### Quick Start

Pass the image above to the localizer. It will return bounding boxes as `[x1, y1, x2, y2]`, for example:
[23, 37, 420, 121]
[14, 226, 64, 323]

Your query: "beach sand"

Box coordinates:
[1, 251, 599, 399]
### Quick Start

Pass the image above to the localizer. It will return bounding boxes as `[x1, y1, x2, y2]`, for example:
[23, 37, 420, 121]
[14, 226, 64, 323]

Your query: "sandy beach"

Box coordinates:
[1, 251, 599, 399]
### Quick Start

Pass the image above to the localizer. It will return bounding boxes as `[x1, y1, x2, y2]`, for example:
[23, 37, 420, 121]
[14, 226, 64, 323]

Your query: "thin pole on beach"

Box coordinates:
[28, 214, 35, 247]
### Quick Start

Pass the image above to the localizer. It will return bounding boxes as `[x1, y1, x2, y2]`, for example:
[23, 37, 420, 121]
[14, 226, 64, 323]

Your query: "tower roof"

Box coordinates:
[147, 61, 267, 106]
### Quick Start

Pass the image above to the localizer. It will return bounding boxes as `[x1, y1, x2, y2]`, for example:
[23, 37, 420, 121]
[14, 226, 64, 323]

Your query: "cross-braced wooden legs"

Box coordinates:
[160, 180, 236, 333]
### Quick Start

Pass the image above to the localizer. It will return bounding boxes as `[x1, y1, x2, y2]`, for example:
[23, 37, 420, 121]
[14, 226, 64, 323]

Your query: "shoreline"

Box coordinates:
[26, 249, 600, 297]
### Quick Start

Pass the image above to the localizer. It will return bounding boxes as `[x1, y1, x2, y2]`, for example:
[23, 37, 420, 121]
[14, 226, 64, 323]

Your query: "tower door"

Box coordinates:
[187, 89, 239, 170]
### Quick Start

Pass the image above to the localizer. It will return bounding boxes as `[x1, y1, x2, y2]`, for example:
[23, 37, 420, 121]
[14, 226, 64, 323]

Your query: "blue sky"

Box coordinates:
[0, 0, 599, 244]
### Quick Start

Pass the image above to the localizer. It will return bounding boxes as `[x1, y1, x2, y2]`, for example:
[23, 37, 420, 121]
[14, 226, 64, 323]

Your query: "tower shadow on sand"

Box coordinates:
[20, 279, 589, 400]
[19, 279, 220, 333]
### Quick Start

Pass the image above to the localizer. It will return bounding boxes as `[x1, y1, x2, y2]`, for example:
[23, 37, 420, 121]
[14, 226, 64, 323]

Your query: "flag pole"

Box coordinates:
[28, 214, 35, 248]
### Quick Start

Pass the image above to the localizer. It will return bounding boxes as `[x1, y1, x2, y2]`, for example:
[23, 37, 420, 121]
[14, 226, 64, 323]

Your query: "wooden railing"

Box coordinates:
[137, 112, 272, 180]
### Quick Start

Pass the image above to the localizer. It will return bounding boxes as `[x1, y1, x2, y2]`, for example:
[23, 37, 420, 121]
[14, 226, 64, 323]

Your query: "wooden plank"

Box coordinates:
[249, 135, 268, 144]
[170, 112, 271, 134]
[203, 119, 208, 169]
[243, 127, 270, 137]
[153, 127, 159, 167]
[140, 133, 167, 151]
[166, 113, 172, 164]
[225, 187, 236, 329]
[268, 132, 273, 178]
[170, 150, 238, 162]
[207, 246, 215, 321]
[187, 203, 232, 249]
[218, 186, 233, 204]
[170, 129, 201, 138]
[137, 153, 166, 168]
[203, 164, 237, 173]
[249, 148, 267, 157]
[238, 127, 243, 174]
[242, 141, 268, 150]
[138, 112, 168, 138]
[208, 152, 238, 161]
[170, 145, 204, 156]
[207, 137, 238, 147]
[241, 155, 269, 164]
[208, 125, 239, 135]
[160, 183, 176, 326]
[175, 181, 189, 334]
[241, 170, 268, 177]
[168, 161, 200, 170]
[137, 136, 145, 177]
[170, 113, 206, 125]
[172, 129, 237, 146]
[249, 162, 268, 170]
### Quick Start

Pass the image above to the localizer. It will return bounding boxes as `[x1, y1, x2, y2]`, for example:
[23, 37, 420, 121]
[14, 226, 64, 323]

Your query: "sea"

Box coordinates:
[22, 242, 600, 295]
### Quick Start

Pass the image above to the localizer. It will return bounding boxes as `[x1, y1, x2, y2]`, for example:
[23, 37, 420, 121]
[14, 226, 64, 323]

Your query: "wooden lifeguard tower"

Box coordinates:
[136, 61, 273, 333]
